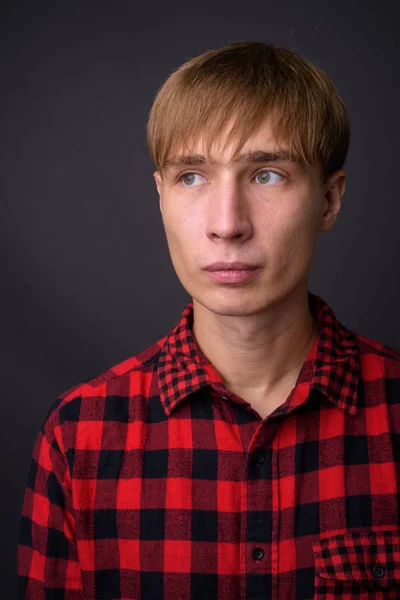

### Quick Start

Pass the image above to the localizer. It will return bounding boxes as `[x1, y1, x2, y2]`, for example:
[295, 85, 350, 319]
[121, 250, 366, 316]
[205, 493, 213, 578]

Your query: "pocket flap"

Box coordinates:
[312, 530, 400, 589]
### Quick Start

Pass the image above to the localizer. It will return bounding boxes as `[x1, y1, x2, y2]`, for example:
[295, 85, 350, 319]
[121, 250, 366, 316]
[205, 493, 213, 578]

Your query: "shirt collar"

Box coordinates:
[157, 291, 360, 417]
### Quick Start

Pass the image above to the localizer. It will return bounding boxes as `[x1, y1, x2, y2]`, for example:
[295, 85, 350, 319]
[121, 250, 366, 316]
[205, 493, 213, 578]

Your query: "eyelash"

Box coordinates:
[176, 168, 286, 185]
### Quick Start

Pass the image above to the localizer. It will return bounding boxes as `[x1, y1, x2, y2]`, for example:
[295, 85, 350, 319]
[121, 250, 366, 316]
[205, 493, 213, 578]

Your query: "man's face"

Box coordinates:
[154, 116, 345, 317]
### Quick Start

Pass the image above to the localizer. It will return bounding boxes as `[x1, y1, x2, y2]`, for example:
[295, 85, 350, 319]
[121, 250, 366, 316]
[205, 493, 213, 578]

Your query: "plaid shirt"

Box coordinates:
[18, 291, 400, 599]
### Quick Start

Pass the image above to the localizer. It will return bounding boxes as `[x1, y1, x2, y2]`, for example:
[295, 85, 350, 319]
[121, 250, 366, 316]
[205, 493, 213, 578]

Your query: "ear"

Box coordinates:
[153, 171, 163, 212]
[320, 170, 346, 233]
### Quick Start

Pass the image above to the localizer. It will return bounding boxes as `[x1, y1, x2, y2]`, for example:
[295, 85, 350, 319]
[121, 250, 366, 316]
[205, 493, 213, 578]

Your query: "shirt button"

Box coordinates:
[253, 450, 266, 466]
[372, 564, 385, 578]
[251, 547, 265, 561]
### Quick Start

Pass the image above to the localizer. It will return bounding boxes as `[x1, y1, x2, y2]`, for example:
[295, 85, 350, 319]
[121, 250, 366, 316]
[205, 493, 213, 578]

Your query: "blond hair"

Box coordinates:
[146, 41, 350, 183]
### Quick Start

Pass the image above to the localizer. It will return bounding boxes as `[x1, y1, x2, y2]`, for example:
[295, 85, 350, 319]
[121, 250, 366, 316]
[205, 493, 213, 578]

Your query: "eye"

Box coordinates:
[178, 172, 207, 187]
[253, 169, 285, 184]
[177, 169, 285, 187]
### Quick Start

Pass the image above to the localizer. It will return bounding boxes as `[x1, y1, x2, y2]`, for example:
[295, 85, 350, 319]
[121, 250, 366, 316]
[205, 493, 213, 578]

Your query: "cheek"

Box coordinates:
[163, 198, 192, 229]
[162, 211, 198, 264]
[268, 204, 319, 266]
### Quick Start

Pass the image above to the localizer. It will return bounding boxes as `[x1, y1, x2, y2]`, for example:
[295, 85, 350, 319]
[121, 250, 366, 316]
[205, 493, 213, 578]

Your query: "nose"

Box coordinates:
[205, 179, 253, 242]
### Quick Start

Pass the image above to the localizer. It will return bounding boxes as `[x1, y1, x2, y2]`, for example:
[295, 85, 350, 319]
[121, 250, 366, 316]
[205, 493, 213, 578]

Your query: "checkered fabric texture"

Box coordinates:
[18, 291, 400, 599]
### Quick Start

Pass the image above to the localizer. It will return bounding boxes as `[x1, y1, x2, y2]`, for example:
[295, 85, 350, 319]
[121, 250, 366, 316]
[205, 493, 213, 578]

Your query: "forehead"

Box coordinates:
[161, 114, 308, 175]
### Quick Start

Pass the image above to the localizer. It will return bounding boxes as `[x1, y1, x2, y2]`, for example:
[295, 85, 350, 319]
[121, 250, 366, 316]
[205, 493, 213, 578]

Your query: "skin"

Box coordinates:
[154, 115, 346, 419]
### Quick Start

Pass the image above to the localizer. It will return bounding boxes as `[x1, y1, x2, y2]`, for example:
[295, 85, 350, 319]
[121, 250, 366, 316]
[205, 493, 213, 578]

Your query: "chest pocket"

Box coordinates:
[312, 530, 400, 599]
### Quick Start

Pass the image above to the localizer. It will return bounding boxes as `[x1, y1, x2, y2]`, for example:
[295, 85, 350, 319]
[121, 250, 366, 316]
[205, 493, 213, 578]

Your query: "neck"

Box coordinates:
[192, 287, 319, 396]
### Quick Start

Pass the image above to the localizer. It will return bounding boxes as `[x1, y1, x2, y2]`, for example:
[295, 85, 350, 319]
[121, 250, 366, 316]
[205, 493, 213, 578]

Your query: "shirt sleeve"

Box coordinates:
[17, 409, 86, 599]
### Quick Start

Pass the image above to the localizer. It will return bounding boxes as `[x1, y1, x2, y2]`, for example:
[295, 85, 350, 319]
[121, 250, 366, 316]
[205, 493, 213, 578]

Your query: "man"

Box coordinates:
[18, 41, 400, 600]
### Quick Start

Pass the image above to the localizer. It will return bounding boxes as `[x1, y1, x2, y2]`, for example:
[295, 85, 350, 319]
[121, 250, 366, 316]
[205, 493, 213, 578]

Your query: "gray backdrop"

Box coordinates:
[2, 0, 399, 596]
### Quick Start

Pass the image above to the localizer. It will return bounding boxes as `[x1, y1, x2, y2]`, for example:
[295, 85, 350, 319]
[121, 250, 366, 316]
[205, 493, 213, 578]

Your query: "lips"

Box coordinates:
[205, 267, 259, 283]
[204, 262, 259, 271]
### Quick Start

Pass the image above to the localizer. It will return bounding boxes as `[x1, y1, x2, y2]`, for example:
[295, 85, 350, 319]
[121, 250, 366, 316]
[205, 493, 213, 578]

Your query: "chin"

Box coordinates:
[193, 289, 266, 317]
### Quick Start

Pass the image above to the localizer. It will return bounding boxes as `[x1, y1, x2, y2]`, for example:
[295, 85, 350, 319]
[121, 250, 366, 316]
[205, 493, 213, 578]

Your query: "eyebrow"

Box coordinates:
[163, 150, 304, 173]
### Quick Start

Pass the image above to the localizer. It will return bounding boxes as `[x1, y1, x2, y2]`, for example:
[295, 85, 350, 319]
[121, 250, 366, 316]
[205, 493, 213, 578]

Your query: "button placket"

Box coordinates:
[245, 428, 274, 590]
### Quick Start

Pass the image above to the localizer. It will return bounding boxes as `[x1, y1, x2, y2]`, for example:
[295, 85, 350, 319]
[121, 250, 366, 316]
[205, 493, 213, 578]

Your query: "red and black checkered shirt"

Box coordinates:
[18, 291, 400, 599]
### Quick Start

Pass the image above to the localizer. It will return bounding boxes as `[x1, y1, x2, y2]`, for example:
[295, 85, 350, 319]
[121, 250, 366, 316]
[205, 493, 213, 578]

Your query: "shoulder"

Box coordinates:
[351, 330, 400, 401]
[353, 330, 400, 365]
[42, 330, 168, 439]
